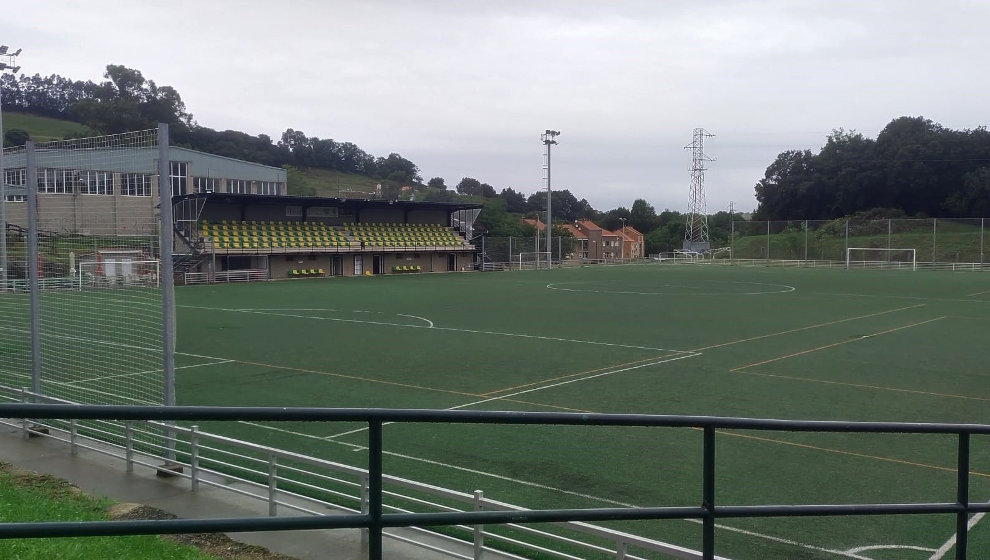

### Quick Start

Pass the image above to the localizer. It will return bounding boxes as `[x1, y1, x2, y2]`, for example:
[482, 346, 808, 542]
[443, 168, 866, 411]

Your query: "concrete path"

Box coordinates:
[0, 422, 518, 560]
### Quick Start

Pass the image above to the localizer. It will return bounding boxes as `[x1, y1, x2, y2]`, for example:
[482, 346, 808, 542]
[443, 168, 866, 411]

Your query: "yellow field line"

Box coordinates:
[730, 317, 945, 372]
[501, 399, 590, 412]
[480, 354, 677, 397]
[496, 397, 990, 478]
[731, 369, 990, 402]
[712, 430, 990, 478]
[691, 304, 926, 352]
[233, 359, 482, 398]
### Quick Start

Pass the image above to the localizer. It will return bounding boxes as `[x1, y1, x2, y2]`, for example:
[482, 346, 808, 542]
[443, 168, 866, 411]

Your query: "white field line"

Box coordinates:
[846, 545, 935, 555]
[967, 290, 990, 297]
[35, 379, 157, 405]
[547, 281, 796, 296]
[66, 359, 233, 386]
[326, 352, 701, 440]
[928, 512, 986, 560]
[241, 418, 872, 560]
[822, 292, 990, 305]
[177, 304, 691, 353]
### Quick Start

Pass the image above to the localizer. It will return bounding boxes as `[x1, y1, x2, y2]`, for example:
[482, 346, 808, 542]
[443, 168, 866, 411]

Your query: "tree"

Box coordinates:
[499, 188, 527, 213]
[3, 128, 29, 147]
[374, 153, 421, 184]
[456, 177, 483, 196]
[427, 177, 447, 190]
[753, 117, 990, 220]
[69, 65, 192, 133]
[629, 199, 658, 232]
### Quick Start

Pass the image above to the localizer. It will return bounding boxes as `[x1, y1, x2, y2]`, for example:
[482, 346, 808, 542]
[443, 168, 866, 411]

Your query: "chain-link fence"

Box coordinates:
[729, 219, 987, 269]
[476, 235, 585, 269]
[0, 128, 172, 413]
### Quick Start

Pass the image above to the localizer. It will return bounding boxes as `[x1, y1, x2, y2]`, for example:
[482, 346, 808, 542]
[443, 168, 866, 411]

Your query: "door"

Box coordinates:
[447, 253, 456, 271]
[353, 255, 364, 276]
[373, 255, 385, 275]
[331, 256, 343, 277]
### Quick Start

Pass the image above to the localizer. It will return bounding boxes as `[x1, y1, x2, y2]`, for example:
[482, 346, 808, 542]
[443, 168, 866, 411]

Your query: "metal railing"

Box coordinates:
[1, 402, 988, 560]
[184, 268, 269, 284]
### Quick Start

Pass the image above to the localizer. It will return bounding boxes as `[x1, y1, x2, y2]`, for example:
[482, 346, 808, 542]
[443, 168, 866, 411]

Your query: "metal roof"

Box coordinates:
[174, 192, 482, 212]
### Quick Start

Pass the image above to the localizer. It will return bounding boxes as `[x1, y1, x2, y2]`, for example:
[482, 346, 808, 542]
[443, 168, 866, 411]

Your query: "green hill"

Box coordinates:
[291, 166, 414, 200]
[3, 111, 418, 201]
[2, 111, 94, 143]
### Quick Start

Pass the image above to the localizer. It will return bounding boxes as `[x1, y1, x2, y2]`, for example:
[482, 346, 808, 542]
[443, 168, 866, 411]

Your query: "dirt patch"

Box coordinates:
[3, 463, 297, 560]
[108, 503, 297, 560]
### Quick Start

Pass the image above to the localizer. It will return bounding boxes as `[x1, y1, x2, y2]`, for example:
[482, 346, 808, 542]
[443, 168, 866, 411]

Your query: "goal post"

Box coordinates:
[518, 251, 552, 270]
[845, 248, 917, 271]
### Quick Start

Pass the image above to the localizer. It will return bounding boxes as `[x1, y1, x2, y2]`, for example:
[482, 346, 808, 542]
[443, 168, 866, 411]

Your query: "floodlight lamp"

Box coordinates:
[0, 63, 6, 71]
[10, 66, 19, 73]
[13, 49, 21, 56]
[0, 46, 7, 54]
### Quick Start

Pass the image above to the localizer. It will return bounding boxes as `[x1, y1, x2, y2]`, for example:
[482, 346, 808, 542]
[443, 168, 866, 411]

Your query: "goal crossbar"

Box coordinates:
[518, 251, 552, 270]
[845, 247, 917, 271]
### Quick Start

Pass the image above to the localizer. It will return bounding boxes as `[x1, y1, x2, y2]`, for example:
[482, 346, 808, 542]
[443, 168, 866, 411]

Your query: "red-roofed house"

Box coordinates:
[616, 226, 645, 259]
[561, 223, 589, 259]
[520, 218, 546, 231]
[573, 220, 617, 261]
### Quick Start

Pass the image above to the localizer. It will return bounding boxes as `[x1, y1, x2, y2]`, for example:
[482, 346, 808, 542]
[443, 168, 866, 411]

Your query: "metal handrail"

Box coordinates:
[1, 403, 986, 560]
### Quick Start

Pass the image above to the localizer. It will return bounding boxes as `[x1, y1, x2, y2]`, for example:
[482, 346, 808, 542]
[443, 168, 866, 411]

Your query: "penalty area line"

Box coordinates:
[928, 512, 986, 560]
[238, 419, 867, 559]
[325, 352, 701, 441]
[66, 359, 234, 386]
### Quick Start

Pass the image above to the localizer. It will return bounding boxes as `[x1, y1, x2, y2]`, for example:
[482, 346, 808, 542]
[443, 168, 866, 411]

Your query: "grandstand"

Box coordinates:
[173, 193, 481, 280]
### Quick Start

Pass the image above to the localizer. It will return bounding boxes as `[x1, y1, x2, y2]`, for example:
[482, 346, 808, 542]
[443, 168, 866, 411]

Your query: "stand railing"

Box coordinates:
[2, 401, 988, 560]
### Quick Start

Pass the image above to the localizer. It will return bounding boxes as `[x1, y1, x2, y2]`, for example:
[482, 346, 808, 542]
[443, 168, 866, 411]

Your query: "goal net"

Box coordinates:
[845, 248, 917, 271]
[518, 251, 552, 270]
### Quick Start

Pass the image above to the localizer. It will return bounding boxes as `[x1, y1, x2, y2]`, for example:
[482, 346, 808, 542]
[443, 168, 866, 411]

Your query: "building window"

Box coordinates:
[38, 168, 74, 194]
[79, 170, 113, 195]
[194, 177, 219, 193]
[121, 173, 151, 196]
[258, 181, 279, 195]
[169, 161, 187, 197]
[3, 168, 26, 202]
[227, 179, 248, 194]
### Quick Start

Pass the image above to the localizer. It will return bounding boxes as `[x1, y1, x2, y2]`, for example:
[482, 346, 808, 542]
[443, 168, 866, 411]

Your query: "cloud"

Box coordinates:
[7, 0, 989, 213]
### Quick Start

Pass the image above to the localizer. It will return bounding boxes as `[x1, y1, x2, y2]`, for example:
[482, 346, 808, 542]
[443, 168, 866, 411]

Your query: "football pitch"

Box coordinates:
[171, 263, 990, 559]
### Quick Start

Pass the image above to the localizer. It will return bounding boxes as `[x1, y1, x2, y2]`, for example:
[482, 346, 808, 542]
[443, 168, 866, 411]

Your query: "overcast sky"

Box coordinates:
[6, 1, 989, 213]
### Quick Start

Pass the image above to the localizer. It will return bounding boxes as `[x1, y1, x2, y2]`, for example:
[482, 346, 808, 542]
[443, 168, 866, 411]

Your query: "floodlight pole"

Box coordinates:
[0, 45, 22, 288]
[541, 130, 559, 268]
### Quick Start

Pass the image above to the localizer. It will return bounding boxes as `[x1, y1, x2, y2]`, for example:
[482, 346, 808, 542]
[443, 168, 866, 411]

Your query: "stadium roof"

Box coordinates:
[174, 192, 482, 213]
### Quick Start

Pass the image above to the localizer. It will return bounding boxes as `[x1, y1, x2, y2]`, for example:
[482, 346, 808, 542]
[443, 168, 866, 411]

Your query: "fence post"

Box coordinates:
[844, 220, 849, 261]
[473, 490, 485, 559]
[158, 123, 177, 463]
[932, 218, 938, 267]
[190, 425, 200, 491]
[20, 388, 29, 439]
[765, 220, 770, 262]
[617, 540, 627, 560]
[124, 421, 134, 473]
[956, 433, 970, 560]
[369, 420, 384, 560]
[26, 142, 40, 398]
[359, 473, 370, 544]
[702, 425, 716, 560]
[268, 454, 278, 516]
[69, 419, 78, 456]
